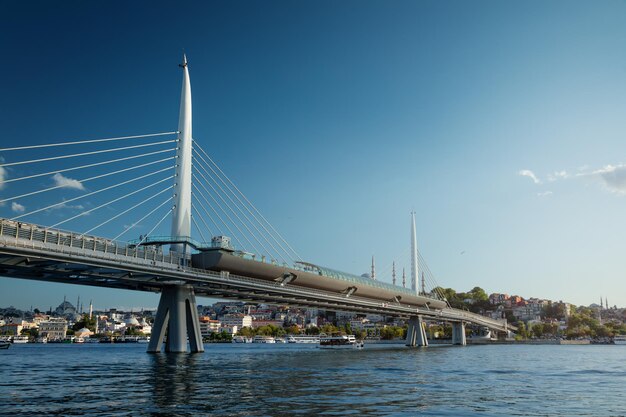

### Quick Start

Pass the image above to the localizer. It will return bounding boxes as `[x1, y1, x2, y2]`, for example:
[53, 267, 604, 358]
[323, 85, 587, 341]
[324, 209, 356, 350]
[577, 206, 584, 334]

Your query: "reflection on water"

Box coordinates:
[1, 343, 626, 416]
[150, 353, 198, 412]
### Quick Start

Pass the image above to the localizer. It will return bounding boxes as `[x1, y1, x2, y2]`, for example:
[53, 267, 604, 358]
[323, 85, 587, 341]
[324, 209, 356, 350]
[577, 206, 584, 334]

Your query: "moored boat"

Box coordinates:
[0, 341, 10, 349]
[12, 335, 30, 344]
[232, 336, 252, 343]
[614, 335, 626, 345]
[252, 335, 276, 344]
[319, 334, 363, 349]
[286, 335, 320, 344]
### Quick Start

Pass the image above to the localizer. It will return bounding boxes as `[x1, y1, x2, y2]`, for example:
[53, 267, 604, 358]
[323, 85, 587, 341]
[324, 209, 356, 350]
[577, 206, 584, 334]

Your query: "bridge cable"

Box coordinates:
[191, 183, 246, 250]
[192, 153, 292, 264]
[134, 206, 174, 251]
[193, 141, 302, 261]
[191, 190, 221, 240]
[0, 157, 175, 204]
[12, 167, 173, 220]
[192, 159, 287, 264]
[192, 173, 264, 257]
[0, 131, 178, 152]
[0, 139, 176, 168]
[193, 144, 300, 262]
[51, 176, 175, 229]
[1, 148, 175, 185]
[82, 185, 175, 236]
[113, 195, 174, 241]
[191, 213, 208, 243]
[191, 204, 214, 240]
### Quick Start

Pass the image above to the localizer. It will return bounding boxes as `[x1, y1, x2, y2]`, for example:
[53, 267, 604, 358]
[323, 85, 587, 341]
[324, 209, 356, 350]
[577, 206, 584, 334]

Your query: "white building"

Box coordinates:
[221, 314, 252, 329]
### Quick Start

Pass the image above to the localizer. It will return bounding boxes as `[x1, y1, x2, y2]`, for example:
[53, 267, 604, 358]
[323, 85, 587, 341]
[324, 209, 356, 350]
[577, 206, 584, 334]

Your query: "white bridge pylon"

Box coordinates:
[148, 55, 202, 353]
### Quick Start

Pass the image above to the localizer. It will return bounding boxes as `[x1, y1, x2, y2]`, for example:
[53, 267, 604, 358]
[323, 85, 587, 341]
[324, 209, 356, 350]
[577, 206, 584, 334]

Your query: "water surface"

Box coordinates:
[1, 343, 625, 416]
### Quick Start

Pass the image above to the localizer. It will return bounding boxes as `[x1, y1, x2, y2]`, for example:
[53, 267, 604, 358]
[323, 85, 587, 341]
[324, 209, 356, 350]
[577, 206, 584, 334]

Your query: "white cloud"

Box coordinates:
[52, 173, 84, 190]
[537, 163, 626, 196]
[589, 164, 626, 195]
[537, 191, 553, 197]
[11, 202, 25, 213]
[546, 170, 569, 182]
[518, 169, 541, 184]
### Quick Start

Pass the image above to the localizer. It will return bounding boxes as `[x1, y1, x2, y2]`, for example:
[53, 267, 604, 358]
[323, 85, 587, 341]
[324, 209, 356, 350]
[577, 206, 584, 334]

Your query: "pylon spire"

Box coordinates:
[392, 261, 396, 286]
[402, 268, 406, 288]
[410, 211, 418, 293]
[171, 53, 193, 255]
[371, 256, 376, 280]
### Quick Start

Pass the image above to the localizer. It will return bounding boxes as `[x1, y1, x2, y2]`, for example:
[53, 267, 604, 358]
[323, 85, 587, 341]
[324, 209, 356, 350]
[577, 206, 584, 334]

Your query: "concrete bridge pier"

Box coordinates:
[451, 322, 467, 346]
[406, 315, 428, 347]
[147, 285, 204, 353]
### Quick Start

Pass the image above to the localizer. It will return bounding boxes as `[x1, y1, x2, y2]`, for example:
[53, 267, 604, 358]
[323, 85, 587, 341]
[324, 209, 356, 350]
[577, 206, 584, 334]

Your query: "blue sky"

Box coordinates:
[1, 0, 625, 310]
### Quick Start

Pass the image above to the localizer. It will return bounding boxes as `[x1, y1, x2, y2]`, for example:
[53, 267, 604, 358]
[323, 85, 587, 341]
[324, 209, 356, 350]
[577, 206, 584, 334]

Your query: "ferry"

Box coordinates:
[286, 335, 320, 344]
[232, 336, 252, 343]
[252, 335, 276, 344]
[136, 336, 150, 344]
[319, 334, 363, 349]
[12, 335, 30, 344]
[614, 335, 626, 345]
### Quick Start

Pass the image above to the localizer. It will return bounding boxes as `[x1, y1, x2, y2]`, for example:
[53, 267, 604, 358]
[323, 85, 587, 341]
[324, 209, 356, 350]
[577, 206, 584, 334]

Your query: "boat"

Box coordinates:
[12, 335, 30, 344]
[319, 334, 363, 349]
[74, 337, 85, 344]
[614, 335, 626, 345]
[84, 337, 100, 343]
[275, 337, 287, 343]
[252, 335, 276, 344]
[136, 336, 150, 343]
[0, 341, 9, 349]
[232, 336, 252, 343]
[35, 337, 48, 343]
[286, 335, 320, 344]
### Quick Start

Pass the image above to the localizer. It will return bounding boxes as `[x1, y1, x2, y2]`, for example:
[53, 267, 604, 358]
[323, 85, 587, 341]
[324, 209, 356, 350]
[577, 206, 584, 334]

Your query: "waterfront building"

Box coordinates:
[39, 318, 68, 340]
[0, 322, 23, 335]
[251, 319, 284, 328]
[199, 317, 221, 337]
[220, 314, 252, 329]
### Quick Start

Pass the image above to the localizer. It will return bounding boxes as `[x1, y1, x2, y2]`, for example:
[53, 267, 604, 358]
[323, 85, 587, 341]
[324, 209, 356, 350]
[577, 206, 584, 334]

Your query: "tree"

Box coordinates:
[305, 326, 320, 335]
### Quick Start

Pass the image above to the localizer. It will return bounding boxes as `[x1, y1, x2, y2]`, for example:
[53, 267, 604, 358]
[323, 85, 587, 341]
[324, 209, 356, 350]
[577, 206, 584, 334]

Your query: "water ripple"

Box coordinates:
[1, 344, 626, 416]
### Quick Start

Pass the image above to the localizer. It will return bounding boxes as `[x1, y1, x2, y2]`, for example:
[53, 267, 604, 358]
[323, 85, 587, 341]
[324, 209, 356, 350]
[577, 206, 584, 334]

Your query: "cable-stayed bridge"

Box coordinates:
[0, 56, 513, 352]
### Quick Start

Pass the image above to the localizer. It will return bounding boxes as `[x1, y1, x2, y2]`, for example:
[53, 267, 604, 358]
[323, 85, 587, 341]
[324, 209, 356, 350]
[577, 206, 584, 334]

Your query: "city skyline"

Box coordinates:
[1, 1, 626, 308]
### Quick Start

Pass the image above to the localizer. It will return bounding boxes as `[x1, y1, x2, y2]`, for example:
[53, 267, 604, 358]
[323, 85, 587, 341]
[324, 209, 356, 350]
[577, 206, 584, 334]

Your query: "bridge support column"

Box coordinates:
[451, 322, 466, 346]
[405, 315, 428, 347]
[147, 285, 204, 353]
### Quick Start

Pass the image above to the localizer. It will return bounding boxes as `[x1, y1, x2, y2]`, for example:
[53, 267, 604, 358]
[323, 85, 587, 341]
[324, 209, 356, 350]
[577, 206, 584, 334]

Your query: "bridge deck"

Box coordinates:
[0, 219, 513, 332]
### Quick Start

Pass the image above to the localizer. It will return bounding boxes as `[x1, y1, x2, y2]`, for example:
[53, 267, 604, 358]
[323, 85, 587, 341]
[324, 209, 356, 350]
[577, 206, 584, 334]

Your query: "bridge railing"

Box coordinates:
[0, 218, 189, 268]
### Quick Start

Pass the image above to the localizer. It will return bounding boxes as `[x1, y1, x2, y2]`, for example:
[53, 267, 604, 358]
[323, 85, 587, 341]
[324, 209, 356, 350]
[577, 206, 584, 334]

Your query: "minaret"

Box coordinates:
[421, 271, 426, 295]
[171, 54, 193, 255]
[410, 211, 418, 293]
[606, 297, 609, 310]
[402, 268, 406, 288]
[392, 262, 396, 286]
[371, 256, 376, 280]
[89, 300, 93, 320]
